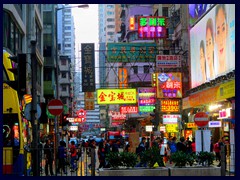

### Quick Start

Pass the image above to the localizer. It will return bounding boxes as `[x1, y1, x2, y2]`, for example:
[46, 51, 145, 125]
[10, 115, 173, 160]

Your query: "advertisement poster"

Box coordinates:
[190, 4, 235, 88]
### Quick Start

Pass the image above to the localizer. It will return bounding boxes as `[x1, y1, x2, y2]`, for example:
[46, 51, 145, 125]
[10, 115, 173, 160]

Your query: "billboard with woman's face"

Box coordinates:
[190, 4, 235, 88]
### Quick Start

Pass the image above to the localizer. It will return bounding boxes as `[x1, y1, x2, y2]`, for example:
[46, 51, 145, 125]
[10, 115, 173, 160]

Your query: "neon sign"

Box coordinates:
[97, 89, 136, 104]
[138, 16, 167, 38]
[161, 100, 180, 112]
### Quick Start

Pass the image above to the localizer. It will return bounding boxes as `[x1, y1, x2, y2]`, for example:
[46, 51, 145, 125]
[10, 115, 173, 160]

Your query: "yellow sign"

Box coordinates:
[118, 68, 128, 88]
[97, 89, 137, 104]
[84, 92, 95, 110]
[165, 124, 178, 132]
[186, 123, 197, 128]
[161, 99, 180, 112]
[216, 80, 235, 101]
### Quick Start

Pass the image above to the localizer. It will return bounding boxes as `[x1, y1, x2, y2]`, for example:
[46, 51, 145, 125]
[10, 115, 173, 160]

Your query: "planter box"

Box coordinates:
[169, 166, 221, 176]
[99, 167, 169, 176]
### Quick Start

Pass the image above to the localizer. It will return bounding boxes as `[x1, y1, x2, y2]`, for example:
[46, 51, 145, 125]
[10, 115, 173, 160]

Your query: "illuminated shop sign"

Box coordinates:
[120, 105, 138, 114]
[138, 87, 156, 112]
[156, 73, 182, 98]
[163, 114, 181, 124]
[109, 111, 126, 120]
[166, 124, 178, 133]
[161, 100, 180, 112]
[119, 68, 128, 88]
[151, 73, 157, 87]
[129, 16, 135, 30]
[138, 16, 167, 38]
[97, 89, 136, 104]
[208, 121, 222, 127]
[186, 123, 197, 128]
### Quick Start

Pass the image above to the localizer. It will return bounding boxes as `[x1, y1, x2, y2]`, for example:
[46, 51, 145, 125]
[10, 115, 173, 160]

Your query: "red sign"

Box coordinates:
[47, 99, 64, 116]
[194, 112, 209, 127]
[120, 106, 138, 114]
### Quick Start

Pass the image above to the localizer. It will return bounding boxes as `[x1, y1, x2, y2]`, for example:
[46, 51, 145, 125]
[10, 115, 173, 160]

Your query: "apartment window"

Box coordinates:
[62, 85, 67, 91]
[64, 9, 71, 13]
[107, 18, 114, 22]
[64, 26, 71, 30]
[64, 32, 71, 36]
[107, 32, 114, 35]
[61, 59, 67, 65]
[162, 7, 169, 17]
[65, 38, 71, 42]
[107, 11, 114, 15]
[132, 66, 138, 74]
[107, 5, 114, 9]
[62, 72, 67, 78]
[144, 65, 152, 73]
[65, 44, 71, 47]
[107, 25, 115, 28]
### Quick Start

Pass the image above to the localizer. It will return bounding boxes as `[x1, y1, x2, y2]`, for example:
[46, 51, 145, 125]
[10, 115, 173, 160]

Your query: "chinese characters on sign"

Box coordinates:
[161, 100, 180, 112]
[97, 89, 137, 104]
[84, 92, 95, 110]
[138, 87, 156, 112]
[156, 73, 182, 98]
[156, 55, 182, 69]
[138, 16, 167, 38]
[163, 114, 181, 124]
[107, 43, 157, 63]
[120, 105, 138, 114]
[81, 43, 95, 92]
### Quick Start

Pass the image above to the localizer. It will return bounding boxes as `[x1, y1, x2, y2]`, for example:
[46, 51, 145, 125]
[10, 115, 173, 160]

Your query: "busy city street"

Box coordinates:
[3, 4, 235, 176]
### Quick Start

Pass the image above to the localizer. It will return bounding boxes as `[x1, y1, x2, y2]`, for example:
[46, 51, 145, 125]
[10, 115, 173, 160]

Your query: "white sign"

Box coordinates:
[146, 125, 153, 132]
[69, 126, 78, 131]
[156, 55, 182, 68]
[208, 121, 221, 127]
[163, 114, 181, 124]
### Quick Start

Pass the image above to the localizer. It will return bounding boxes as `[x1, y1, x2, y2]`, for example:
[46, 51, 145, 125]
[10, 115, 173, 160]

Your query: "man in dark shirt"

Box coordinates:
[44, 139, 54, 176]
[176, 137, 187, 153]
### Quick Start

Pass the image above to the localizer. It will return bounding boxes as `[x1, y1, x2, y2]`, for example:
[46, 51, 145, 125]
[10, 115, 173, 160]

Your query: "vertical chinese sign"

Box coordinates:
[81, 43, 95, 92]
[84, 92, 95, 110]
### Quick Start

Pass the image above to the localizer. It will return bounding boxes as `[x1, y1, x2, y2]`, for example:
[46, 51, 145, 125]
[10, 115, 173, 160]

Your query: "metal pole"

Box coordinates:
[30, 40, 40, 176]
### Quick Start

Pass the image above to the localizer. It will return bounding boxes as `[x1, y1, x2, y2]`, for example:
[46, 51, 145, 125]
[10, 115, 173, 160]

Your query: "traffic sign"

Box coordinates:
[47, 99, 64, 116]
[194, 112, 209, 127]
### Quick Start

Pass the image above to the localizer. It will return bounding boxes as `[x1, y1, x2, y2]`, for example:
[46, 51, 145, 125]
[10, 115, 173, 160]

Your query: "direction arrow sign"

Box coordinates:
[47, 99, 64, 116]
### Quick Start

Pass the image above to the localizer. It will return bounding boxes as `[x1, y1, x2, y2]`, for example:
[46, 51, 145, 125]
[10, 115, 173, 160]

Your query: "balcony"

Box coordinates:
[44, 81, 54, 95]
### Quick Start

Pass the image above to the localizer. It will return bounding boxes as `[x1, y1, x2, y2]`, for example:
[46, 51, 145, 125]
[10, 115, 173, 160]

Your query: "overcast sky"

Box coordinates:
[72, 4, 98, 57]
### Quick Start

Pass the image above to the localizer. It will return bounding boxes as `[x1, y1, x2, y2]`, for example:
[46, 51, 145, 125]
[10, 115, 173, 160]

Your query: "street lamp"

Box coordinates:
[54, 4, 89, 176]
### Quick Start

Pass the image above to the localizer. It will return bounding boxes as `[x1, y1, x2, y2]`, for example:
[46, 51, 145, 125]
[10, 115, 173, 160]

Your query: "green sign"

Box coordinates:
[107, 42, 157, 63]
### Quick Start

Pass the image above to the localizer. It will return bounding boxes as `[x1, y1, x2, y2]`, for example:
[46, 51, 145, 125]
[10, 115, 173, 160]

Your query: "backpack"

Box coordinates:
[170, 142, 177, 153]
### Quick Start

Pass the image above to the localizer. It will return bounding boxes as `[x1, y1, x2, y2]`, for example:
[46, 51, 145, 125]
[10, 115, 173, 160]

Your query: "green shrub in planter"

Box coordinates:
[105, 151, 138, 169]
[171, 151, 196, 167]
[141, 146, 165, 168]
[121, 152, 138, 168]
[197, 151, 215, 166]
[105, 152, 123, 168]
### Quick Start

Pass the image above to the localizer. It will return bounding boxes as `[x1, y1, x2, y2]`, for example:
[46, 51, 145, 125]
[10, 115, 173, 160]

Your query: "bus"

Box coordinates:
[3, 48, 31, 175]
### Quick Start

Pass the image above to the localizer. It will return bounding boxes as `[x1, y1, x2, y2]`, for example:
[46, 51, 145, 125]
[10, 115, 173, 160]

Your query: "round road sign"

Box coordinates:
[194, 112, 209, 127]
[47, 99, 64, 116]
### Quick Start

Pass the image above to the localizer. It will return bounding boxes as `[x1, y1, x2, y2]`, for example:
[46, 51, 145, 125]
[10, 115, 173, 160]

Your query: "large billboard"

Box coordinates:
[190, 4, 235, 88]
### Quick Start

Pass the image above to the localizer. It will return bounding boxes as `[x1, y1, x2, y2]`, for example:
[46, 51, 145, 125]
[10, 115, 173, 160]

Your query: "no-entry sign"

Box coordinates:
[47, 99, 64, 116]
[194, 112, 209, 127]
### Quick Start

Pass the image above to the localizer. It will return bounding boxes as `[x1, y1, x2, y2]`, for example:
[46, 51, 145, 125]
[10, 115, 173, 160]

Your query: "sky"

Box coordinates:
[71, 4, 99, 83]
[72, 4, 99, 59]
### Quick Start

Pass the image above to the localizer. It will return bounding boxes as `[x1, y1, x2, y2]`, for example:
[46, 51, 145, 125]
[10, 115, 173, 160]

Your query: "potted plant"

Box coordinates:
[105, 152, 122, 169]
[197, 151, 215, 166]
[140, 146, 165, 168]
[170, 151, 196, 167]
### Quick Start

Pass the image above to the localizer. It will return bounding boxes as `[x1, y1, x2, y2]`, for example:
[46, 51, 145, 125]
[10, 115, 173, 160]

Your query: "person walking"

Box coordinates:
[44, 139, 54, 176]
[135, 137, 147, 167]
[69, 141, 77, 172]
[57, 140, 67, 175]
[97, 141, 106, 170]
[168, 136, 177, 164]
[217, 137, 227, 167]
[214, 139, 221, 162]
